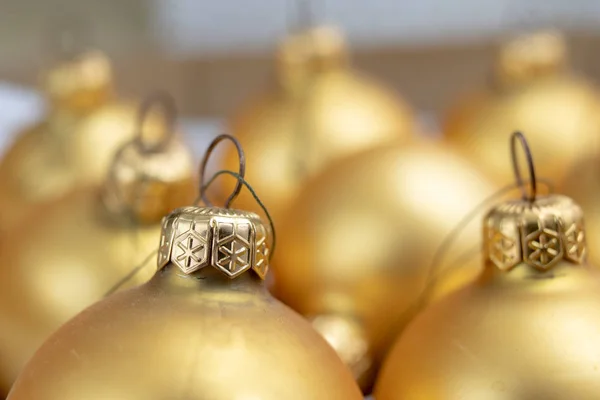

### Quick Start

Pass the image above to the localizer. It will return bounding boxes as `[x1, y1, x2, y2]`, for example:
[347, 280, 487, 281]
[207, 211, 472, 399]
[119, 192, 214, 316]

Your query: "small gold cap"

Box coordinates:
[101, 140, 194, 225]
[484, 194, 586, 271]
[496, 30, 567, 87]
[157, 206, 270, 279]
[44, 50, 114, 110]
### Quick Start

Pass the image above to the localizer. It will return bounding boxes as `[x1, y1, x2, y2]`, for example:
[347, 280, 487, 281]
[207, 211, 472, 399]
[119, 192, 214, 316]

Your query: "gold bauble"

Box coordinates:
[0, 132, 195, 394]
[444, 30, 600, 185]
[7, 206, 362, 400]
[273, 139, 497, 391]
[561, 155, 600, 268]
[375, 193, 600, 399]
[0, 50, 141, 233]
[221, 25, 414, 222]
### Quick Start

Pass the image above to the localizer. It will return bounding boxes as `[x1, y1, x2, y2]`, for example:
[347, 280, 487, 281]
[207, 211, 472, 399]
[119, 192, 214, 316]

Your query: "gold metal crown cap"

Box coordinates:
[101, 94, 194, 224]
[496, 30, 567, 87]
[44, 50, 113, 107]
[277, 26, 348, 75]
[157, 206, 270, 279]
[484, 194, 586, 271]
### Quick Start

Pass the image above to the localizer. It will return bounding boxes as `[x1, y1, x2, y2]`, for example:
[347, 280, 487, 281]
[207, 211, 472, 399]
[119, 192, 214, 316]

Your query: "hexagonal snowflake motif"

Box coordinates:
[214, 221, 252, 278]
[157, 216, 174, 268]
[525, 227, 563, 270]
[487, 227, 519, 271]
[172, 221, 209, 274]
[564, 223, 586, 263]
[253, 225, 269, 279]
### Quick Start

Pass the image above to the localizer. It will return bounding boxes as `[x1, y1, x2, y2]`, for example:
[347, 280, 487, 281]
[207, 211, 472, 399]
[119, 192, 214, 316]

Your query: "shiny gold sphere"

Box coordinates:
[221, 26, 414, 222]
[0, 51, 140, 234]
[444, 30, 600, 185]
[6, 207, 363, 400]
[375, 195, 600, 399]
[273, 139, 497, 391]
[0, 141, 194, 395]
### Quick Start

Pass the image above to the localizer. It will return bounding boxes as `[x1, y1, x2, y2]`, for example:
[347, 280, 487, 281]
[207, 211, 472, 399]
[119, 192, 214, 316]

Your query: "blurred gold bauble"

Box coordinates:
[375, 193, 600, 399]
[444, 30, 600, 185]
[0, 123, 195, 394]
[7, 205, 362, 400]
[561, 155, 600, 268]
[221, 25, 414, 222]
[273, 139, 497, 391]
[0, 50, 142, 233]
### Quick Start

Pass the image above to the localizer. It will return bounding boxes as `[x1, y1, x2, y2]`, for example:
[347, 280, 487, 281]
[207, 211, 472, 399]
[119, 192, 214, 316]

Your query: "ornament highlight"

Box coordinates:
[375, 132, 600, 399]
[6, 135, 363, 400]
[273, 138, 497, 391]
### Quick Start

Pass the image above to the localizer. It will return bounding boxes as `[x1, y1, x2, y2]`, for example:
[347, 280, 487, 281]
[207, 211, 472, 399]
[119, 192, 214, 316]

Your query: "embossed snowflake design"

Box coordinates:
[158, 227, 171, 268]
[488, 228, 519, 270]
[254, 232, 269, 278]
[215, 222, 252, 277]
[564, 223, 586, 262]
[526, 228, 562, 269]
[173, 222, 208, 274]
[220, 241, 249, 272]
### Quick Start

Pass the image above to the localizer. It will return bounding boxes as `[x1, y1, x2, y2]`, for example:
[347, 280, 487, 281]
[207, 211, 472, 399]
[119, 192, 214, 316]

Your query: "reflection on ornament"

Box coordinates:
[375, 133, 600, 399]
[444, 30, 600, 186]
[273, 138, 497, 392]
[0, 50, 145, 233]
[0, 96, 195, 395]
[6, 135, 362, 400]
[220, 25, 414, 223]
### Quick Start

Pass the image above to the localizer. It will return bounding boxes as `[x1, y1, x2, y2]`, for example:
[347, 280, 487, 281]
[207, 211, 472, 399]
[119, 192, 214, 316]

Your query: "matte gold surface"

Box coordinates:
[220, 26, 414, 223]
[7, 206, 362, 400]
[444, 31, 600, 186]
[0, 51, 139, 233]
[376, 195, 600, 399]
[273, 139, 497, 391]
[0, 141, 194, 395]
[561, 156, 600, 268]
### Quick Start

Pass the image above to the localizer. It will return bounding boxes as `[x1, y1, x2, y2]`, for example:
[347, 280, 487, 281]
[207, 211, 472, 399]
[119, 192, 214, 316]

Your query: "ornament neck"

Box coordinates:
[276, 25, 348, 97]
[494, 30, 567, 90]
[311, 314, 373, 387]
[156, 263, 267, 295]
[44, 50, 115, 114]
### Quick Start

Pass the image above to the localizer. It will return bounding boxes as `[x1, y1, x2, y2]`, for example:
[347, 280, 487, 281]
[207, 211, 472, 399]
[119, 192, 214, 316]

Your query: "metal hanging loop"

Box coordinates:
[510, 131, 537, 202]
[199, 134, 246, 208]
[134, 92, 177, 154]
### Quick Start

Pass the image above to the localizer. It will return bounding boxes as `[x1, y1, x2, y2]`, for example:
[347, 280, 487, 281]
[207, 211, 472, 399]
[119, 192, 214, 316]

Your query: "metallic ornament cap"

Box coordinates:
[496, 30, 567, 87]
[44, 50, 113, 101]
[277, 25, 348, 72]
[484, 194, 586, 272]
[101, 140, 194, 225]
[158, 206, 270, 279]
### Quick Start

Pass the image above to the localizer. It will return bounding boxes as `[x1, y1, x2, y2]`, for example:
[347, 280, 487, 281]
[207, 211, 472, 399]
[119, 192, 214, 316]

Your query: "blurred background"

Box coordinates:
[2, 0, 600, 134]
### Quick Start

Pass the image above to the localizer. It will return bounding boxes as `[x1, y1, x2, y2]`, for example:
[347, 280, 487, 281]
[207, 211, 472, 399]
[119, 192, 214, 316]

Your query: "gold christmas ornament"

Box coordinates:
[7, 135, 363, 400]
[0, 49, 144, 233]
[273, 138, 497, 391]
[0, 95, 195, 395]
[560, 154, 600, 269]
[376, 132, 600, 399]
[444, 30, 600, 185]
[220, 25, 414, 223]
